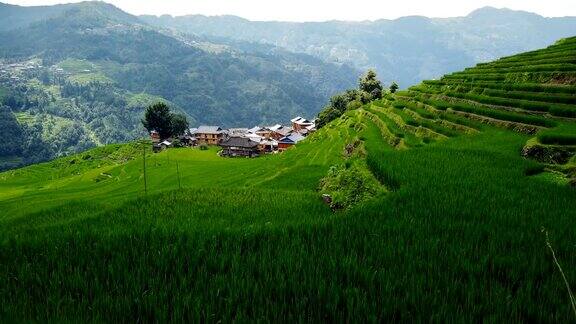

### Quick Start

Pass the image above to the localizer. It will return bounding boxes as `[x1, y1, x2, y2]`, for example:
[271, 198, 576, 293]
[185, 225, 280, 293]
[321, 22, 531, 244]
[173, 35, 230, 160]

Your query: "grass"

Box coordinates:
[462, 88, 576, 105]
[423, 80, 576, 94]
[67, 73, 114, 85]
[407, 93, 557, 127]
[58, 59, 97, 74]
[537, 124, 576, 145]
[1, 37, 576, 322]
[0, 115, 355, 218]
[445, 91, 576, 118]
[1, 107, 575, 321]
[13, 111, 36, 125]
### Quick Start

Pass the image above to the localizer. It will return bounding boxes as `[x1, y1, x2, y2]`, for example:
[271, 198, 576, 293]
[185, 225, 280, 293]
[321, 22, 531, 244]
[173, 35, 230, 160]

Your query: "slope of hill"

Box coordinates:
[391, 36, 576, 182]
[0, 1, 357, 170]
[0, 38, 575, 321]
[142, 7, 576, 87]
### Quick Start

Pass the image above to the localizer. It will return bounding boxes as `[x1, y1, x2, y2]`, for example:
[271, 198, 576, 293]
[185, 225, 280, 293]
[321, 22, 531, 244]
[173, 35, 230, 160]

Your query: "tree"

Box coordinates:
[389, 82, 399, 94]
[171, 114, 189, 137]
[142, 102, 173, 139]
[0, 106, 24, 156]
[329, 94, 349, 114]
[370, 88, 382, 100]
[359, 70, 383, 98]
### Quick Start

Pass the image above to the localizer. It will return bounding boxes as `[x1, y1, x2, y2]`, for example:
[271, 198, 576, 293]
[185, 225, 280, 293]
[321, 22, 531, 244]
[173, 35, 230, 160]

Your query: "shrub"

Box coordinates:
[319, 161, 384, 210]
[536, 124, 576, 145]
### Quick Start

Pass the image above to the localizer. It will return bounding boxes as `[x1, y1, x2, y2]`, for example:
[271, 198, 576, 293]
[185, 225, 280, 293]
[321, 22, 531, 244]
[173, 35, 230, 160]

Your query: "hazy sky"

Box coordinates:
[4, 0, 576, 21]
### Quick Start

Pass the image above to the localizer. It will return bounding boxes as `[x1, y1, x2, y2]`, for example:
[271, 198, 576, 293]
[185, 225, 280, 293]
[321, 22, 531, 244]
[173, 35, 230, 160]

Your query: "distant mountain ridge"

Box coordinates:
[0, 1, 357, 170]
[141, 7, 576, 87]
[0, 1, 143, 30]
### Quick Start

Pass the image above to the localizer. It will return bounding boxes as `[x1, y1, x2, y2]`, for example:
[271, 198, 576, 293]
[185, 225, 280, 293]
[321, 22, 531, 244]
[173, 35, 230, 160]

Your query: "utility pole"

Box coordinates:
[176, 160, 182, 190]
[143, 144, 148, 195]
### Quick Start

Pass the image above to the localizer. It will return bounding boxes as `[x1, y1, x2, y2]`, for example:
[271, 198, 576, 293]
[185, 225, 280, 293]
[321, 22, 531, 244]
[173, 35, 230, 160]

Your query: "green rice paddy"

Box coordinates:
[0, 37, 575, 321]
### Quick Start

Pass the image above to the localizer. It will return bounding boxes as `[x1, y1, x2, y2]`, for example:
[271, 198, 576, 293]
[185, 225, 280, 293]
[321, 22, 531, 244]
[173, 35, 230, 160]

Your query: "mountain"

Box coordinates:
[0, 1, 357, 169]
[141, 7, 576, 87]
[0, 1, 142, 30]
[0, 37, 575, 322]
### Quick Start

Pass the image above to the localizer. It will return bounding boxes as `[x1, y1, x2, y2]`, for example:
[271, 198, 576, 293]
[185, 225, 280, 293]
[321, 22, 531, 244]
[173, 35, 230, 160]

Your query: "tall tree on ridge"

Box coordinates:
[359, 70, 383, 99]
[389, 82, 399, 94]
[142, 102, 173, 140]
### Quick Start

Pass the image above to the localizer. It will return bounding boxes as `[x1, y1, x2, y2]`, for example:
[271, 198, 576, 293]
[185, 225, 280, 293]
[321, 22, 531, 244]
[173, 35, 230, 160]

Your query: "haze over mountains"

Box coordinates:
[142, 7, 576, 87]
[0, 1, 575, 169]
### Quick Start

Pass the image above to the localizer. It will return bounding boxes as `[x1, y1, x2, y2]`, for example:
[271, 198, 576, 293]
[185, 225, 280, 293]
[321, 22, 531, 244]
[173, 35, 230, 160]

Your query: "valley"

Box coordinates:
[0, 1, 357, 170]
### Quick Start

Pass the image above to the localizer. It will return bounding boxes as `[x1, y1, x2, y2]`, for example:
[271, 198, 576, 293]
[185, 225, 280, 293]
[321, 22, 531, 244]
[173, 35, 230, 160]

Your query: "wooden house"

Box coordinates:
[259, 139, 278, 153]
[247, 126, 273, 139]
[178, 133, 197, 147]
[150, 130, 161, 143]
[269, 124, 293, 140]
[194, 126, 225, 145]
[228, 128, 249, 137]
[219, 137, 260, 158]
[153, 140, 173, 152]
[291, 117, 314, 132]
[278, 133, 305, 151]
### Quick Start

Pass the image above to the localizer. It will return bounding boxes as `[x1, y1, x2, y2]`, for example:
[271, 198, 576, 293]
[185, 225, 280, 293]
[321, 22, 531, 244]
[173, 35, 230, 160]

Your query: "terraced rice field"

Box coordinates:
[375, 37, 576, 182]
[0, 38, 575, 321]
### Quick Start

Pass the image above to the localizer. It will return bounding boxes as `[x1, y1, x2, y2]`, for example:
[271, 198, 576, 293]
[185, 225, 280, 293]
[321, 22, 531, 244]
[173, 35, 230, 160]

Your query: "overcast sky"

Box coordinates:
[4, 0, 576, 21]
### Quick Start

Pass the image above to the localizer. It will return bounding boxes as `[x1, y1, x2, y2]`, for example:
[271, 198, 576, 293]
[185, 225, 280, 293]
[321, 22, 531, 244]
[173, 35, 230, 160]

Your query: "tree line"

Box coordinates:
[316, 70, 397, 129]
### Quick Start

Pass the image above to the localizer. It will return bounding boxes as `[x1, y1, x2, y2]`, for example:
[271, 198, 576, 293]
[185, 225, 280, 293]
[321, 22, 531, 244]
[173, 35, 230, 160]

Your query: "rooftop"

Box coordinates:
[195, 126, 223, 134]
[279, 133, 305, 144]
[220, 136, 260, 148]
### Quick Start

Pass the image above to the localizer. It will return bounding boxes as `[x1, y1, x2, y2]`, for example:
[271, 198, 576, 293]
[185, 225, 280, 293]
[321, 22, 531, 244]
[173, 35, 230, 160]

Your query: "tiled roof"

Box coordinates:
[274, 127, 293, 136]
[220, 136, 260, 148]
[268, 124, 283, 131]
[247, 126, 262, 134]
[279, 133, 305, 144]
[228, 128, 249, 135]
[195, 126, 222, 134]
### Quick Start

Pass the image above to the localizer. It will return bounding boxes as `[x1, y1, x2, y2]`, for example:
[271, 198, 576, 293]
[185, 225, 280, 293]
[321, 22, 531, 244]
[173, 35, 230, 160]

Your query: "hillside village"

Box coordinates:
[151, 116, 316, 157]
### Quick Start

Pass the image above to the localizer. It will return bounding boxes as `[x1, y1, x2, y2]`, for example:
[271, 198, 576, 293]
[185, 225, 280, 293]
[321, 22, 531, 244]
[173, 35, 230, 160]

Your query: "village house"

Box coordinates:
[194, 126, 226, 145]
[245, 132, 264, 143]
[153, 139, 173, 152]
[269, 124, 293, 140]
[256, 127, 273, 139]
[278, 133, 305, 151]
[151, 115, 308, 155]
[178, 133, 197, 147]
[150, 130, 161, 143]
[228, 128, 249, 137]
[304, 123, 317, 134]
[291, 117, 314, 132]
[219, 136, 260, 158]
[247, 126, 273, 139]
[259, 139, 278, 153]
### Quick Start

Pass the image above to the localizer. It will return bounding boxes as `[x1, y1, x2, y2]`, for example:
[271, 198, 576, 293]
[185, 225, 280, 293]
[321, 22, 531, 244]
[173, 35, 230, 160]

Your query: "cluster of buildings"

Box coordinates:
[151, 116, 317, 157]
[0, 60, 42, 83]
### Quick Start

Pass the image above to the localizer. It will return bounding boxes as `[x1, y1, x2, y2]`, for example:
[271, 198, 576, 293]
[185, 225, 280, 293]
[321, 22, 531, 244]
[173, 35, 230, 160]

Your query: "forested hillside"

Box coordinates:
[0, 1, 357, 170]
[143, 7, 576, 87]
